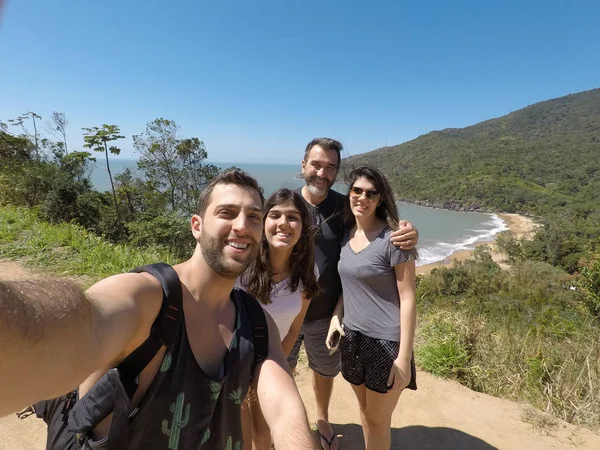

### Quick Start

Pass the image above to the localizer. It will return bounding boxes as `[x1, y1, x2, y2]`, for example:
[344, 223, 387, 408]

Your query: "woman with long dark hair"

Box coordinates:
[326, 166, 417, 450]
[238, 188, 319, 450]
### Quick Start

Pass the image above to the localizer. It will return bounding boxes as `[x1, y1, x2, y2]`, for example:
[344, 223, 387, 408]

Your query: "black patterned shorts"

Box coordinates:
[340, 327, 417, 394]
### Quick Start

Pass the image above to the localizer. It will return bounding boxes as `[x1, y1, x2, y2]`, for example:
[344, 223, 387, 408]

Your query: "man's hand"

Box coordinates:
[390, 220, 418, 250]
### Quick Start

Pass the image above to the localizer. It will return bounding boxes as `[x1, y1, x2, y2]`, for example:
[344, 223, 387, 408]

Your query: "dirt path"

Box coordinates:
[1, 260, 599, 450]
[295, 366, 600, 449]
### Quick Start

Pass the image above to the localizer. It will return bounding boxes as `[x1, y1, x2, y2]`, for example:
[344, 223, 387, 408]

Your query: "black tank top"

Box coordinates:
[125, 291, 255, 449]
[37, 266, 265, 450]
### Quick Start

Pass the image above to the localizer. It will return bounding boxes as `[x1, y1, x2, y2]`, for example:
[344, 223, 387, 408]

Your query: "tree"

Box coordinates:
[495, 231, 523, 263]
[133, 118, 220, 215]
[133, 118, 179, 211]
[176, 137, 220, 213]
[114, 168, 162, 221]
[37, 150, 102, 230]
[60, 151, 96, 183]
[0, 130, 53, 207]
[0, 158, 57, 207]
[83, 124, 125, 232]
[0, 130, 33, 166]
[578, 257, 600, 318]
[8, 111, 42, 158]
[46, 112, 69, 154]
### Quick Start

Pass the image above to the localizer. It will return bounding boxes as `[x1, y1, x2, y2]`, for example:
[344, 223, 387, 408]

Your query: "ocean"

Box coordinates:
[90, 159, 507, 266]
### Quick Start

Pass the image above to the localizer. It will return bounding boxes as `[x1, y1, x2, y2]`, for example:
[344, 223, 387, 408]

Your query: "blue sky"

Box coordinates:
[1, 0, 599, 164]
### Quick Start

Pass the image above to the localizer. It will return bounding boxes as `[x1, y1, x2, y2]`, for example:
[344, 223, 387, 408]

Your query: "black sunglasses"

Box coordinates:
[350, 186, 380, 200]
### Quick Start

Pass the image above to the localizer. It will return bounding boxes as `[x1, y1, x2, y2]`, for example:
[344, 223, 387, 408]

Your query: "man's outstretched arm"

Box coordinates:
[254, 313, 316, 449]
[0, 274, 161, 417]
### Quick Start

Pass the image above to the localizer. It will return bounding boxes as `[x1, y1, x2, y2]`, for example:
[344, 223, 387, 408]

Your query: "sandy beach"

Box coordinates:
[416, 213, 540, 275]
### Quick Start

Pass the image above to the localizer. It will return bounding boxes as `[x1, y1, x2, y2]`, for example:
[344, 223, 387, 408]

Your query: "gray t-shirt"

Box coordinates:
[338, 226, 416, 341]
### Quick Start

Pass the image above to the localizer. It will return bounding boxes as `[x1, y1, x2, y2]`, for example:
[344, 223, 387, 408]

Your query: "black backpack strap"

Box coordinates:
[117, 263, 183, 398]
[129, 262, 183, 345]
[64, 264, 183, 450]
[237, 289, 269, 366]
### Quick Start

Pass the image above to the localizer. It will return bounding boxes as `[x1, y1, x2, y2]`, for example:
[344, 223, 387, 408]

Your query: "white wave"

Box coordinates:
[416, 214, 509, 266]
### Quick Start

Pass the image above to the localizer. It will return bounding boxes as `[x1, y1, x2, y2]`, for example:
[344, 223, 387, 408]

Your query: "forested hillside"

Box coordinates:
[344, 88, 600, 273]
[344, 88, 600, 216]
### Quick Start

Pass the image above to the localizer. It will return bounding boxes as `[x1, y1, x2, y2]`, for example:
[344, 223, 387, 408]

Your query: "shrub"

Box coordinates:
[577, 257, 600, 318]
[495, 231, 523, 263]
[416, 314, 471, 380]
[126, 213, 194, 259]
[415, 257, 600, 429]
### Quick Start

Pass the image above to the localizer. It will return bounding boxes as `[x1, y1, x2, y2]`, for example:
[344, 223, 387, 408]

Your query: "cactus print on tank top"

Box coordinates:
[123, 292, 255, 450]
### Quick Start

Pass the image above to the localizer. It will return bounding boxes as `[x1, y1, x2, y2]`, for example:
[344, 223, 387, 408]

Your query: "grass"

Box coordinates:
[0, 206, 180, 285]
[415, 306, 600, 430]
[521, 405, 558, 433]
[415, 258, 600, 431]
[415, 316, 471, 379]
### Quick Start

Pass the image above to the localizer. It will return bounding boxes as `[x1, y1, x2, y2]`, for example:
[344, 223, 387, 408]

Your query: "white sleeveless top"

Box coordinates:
[235, 277, 302, 340]
[236, 265, 318, 341]
[263, 277, 304, 340]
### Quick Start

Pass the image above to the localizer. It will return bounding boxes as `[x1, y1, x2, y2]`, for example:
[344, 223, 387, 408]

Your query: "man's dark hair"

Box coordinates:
[196, 168, 265, 217]
[303, 137, 343, 168]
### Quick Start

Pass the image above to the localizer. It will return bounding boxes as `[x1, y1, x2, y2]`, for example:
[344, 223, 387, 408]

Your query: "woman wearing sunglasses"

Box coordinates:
[326, 166, 417, 450]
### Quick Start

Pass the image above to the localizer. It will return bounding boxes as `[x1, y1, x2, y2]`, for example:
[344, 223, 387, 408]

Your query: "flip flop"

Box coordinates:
[316, 428, 338, 450]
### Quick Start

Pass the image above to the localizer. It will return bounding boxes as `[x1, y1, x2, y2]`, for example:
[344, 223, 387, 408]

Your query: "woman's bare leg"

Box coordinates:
[363, 387, 403, 450]
[350, 383, 369, 448]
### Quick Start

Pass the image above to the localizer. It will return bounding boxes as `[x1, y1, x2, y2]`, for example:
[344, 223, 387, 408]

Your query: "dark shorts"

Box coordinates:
[340, 327, 417, 394]
[287, 318, 341, 378]
[34, 392, 81, 450]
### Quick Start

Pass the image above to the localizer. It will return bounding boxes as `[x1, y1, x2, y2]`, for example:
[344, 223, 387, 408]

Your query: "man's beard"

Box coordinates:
[304, 174, 334, 197]
[199, 230, 257, 279]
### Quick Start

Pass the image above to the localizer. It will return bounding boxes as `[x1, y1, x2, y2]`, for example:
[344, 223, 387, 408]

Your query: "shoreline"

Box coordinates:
[416, 213, 539, 275]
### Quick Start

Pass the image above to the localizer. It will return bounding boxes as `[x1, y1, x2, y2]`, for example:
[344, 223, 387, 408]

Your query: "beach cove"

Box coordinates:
[416, 213, 539, 275]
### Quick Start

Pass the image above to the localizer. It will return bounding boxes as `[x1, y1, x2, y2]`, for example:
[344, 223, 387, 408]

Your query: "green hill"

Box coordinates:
[343, 88, 600, 216]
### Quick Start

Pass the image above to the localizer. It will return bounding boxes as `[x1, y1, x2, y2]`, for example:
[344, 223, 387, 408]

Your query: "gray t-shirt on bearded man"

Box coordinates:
[338, 226, 417, 342]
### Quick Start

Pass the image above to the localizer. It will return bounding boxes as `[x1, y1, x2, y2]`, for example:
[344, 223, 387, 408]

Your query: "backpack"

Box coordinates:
[25, 263, 268, 450]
